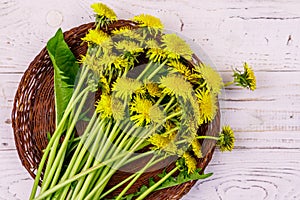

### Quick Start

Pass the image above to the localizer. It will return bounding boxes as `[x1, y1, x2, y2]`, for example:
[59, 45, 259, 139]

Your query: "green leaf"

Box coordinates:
[114, 168, 212, 200]
[47, 28, 80, 126]
[156, 168, 213, 191]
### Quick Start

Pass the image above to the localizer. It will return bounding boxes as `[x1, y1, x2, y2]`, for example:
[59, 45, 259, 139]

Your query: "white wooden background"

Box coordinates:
[1, 0, 300, 199]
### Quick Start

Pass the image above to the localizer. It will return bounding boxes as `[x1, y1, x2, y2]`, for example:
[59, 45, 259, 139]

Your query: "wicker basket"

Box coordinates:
[11, 21, 220, 199]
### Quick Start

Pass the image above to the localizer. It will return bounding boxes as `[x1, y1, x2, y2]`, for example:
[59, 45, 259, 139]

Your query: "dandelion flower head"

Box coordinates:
[95, 94, 112, 119]
[82, 29, 112, 48]
[168, 60, 192, 78]
[196, 90, 217, 124]
[149, 105, 165, 124]
[91, 3, 117, 20]
[130, 95, 153, 126]
[132, 14, 164, 31]
[148, 133, 177, 154]
[191, 139, 202, 158]
[244, 63, 256, 91]
[182, 152, 197, 174]
[159, 74, 193, 99]
[195, 63, 223, 94]
[161, 34, 193, 60]
[145, 82, 162, 97]
[112, 77, 142, 99]
[147, 48, 168, 63]
[217, 125, 235, 152]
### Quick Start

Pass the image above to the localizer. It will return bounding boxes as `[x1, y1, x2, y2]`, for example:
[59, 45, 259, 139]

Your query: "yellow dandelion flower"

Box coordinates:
[111, 97, 125, 121]
[195, 63, 223, 94]
[98, 53, 117, 69]
[145, 82, 162, 97]
[217, 125, 235, 152]
[130, 95, 153, 126]
[182, 152, 197, 174]
[135, 86, 147, 96]
[162, 131, 177, 141]
[132, 14, 164, 32]
[99, 74, 110, 94]
[146, 48, 168, 63]
[187, 118, 198, 136]
[188, 95, 201, 125]
[148, 133, 177, 154]
[161, 34, 193, 60]
[149, 105, 165, 124]
[82, 29, 112, 48]
[233, 63, 256, 91]
[112, 77, 142, 99]
[113, 56, 131, 69]
[91, 3, 117, 20]
[148, 133, 169, 149]
[191, 139, 202, 158]
[95, 94, 112, 119]
[244, 63, 256, 91]
[98, 53, 131, 71]
[159, 74, 193, 99]
[112, 27, 143, 41]
[115, 40, 144, 54]
[145, 39, 160, 49]
[164, 120, 176, 132]
[78, 55, 86, 64]
[168, 60, 192, 78]
[196, 90, 217, 124]
[82, 55, 104, 74]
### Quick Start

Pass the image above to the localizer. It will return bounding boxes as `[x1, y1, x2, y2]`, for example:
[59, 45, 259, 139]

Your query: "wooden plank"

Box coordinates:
[0, 74, 21, 150]
[0, 0, 300, 73]
[183, 149, 300, 200]
[0, 150, 31, 200]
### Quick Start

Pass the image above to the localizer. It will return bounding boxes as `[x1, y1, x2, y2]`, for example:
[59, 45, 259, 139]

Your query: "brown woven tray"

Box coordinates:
[11, 21, 220, 199]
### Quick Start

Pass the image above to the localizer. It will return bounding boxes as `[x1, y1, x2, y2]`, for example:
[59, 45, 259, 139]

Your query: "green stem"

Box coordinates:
[115, 156, 158, 200]
[41, 91, 90, 192]
[42, 68, 90, 181]
[59, 112, 97, 182]
[166, 102, 179, 113]
[73, 120, 114, 199]
[84, 122, 129, 196]
[84, 126, 152, 199]
[224, 81, 234, 87]
[136, 167, 178, 200]
[154, 93, 166, 106]
[71, 120, 111, 199]
[29, 68, 90, 199]
[163, 127, 180, 136]
[71, 149, 154, 200]
[136, 61, 153, 80]
[85, 110, 180, 199]
[58, 118, 106, 200]
[164, 96, 175, 112]
[100, 172, 137, 199]
[196, 135, 219, 140]
[34, 152, 138, 200]
[147, 60, 168, 80]
[49, 150, 66, 189]
[176, 135, 219, 145]
[91, 123, 139, 198]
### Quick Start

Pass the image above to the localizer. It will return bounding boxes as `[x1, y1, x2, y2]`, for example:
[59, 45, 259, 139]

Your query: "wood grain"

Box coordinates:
[183, 149, 300, 200]
[1, 0, 300, 199]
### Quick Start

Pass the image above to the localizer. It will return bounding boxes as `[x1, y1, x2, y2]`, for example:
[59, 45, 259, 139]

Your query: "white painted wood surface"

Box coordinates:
[1, 0, 300, 199]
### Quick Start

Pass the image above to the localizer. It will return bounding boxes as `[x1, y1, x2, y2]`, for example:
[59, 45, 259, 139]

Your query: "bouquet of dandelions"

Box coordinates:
[29, 2, 256, 200]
